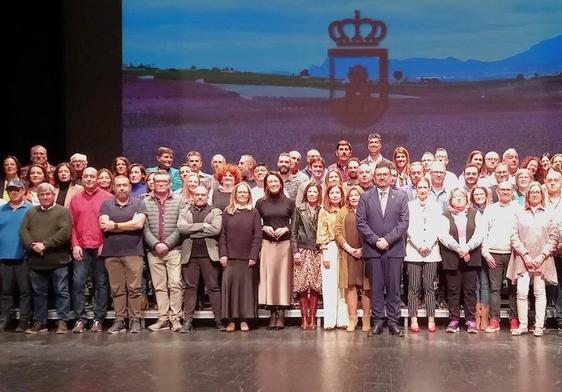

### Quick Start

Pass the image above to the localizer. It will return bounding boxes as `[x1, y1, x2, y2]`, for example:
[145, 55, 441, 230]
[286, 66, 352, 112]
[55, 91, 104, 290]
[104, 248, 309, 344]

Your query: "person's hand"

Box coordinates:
[463, 253, 471, 263]
[32, 242, 46, 255]
[273, 227, 289, 239]
[323, 260, 331, 269]
[293, 253, 302, 267]
[376, 238, 389, 250]
[532, 254, 546, 269]
[72, 245, 83, 261]
[262, 226, 275, 237]
[351, 248, 362, 259]
[418, 247, 430, 257]
[220, 256, 228, 267]
[485, 255, 497, 269]
[248, 259, 256, 267]
[154, 243, 169, 256]
[99, 220, 115, 232]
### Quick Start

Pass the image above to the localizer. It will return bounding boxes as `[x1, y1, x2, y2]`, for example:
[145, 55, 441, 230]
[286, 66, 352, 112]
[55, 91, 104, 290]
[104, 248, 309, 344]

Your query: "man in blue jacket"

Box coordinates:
[357, 162, 409, 337]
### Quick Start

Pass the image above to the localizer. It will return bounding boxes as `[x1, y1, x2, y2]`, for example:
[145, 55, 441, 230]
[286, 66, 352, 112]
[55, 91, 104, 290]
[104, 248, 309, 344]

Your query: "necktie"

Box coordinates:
[380, 190, 387, 216]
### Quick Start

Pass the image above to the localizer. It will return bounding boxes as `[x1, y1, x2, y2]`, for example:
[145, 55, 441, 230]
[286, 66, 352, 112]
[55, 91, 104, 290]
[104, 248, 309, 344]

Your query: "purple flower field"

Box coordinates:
[123, 75, 561, 174]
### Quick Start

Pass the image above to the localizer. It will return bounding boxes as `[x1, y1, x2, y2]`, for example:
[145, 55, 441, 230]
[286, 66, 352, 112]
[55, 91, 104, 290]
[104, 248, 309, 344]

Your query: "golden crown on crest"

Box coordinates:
[328, 10, 387, 47]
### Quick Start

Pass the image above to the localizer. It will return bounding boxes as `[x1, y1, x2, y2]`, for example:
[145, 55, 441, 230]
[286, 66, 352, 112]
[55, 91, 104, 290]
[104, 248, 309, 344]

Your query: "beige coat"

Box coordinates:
[54, 184, 84, 208]
[506, 206, 559, 285]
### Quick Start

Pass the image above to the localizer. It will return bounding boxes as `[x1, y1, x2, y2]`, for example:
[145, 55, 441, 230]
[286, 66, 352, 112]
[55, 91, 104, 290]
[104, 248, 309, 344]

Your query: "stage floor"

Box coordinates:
[1, 323, 561, 392]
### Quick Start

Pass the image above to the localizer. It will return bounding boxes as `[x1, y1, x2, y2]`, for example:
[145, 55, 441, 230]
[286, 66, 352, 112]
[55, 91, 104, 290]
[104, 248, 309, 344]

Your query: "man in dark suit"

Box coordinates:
[357, 162, 409, 337]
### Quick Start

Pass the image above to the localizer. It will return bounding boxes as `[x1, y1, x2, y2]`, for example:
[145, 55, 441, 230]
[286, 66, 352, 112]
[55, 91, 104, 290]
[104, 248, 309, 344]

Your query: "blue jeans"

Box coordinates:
[30, 265, 70, 322]
[72, 249, 109, 322]
[476, 264, 490, 305]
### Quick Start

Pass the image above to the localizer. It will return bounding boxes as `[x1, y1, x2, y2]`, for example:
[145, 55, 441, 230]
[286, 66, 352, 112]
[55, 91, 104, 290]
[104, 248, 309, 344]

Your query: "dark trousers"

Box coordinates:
[182, 257, 221, 321]
[487, 253, 517, 321]
[30, 265, 70, 322]
[72, 249, 109, 322]
[0, 259, 32, 321]
[407, 262, 438, 317]
[445, 262, 478, 322]
[366, 255, 403, 327]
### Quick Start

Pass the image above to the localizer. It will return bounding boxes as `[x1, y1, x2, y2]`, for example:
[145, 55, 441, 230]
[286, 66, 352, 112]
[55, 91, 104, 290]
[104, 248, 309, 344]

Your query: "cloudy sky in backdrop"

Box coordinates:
[123, 0, 562, 73]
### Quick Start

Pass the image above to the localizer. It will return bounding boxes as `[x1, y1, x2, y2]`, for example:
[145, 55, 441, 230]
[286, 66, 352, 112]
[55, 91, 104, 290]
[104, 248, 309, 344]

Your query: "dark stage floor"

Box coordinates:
[1, 324, 561, 392]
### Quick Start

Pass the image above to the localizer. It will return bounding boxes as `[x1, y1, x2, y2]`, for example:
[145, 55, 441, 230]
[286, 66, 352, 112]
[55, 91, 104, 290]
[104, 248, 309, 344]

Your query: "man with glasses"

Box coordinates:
[142, 171, 184, 332]
[489, 163, 510, 203]
[482, 181, 520, 332]
[428, 161, 450, 212]
[357, 162, 409, 337]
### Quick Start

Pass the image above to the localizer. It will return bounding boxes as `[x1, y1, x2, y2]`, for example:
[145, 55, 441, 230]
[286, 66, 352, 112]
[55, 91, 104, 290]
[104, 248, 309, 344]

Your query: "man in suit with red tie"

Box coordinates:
[357, 162, 409, 337]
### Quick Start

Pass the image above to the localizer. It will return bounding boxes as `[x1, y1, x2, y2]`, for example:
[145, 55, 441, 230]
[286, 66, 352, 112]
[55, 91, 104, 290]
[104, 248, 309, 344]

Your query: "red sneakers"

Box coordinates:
[510, 318, 519, 332]
[486, 319, 500, 333]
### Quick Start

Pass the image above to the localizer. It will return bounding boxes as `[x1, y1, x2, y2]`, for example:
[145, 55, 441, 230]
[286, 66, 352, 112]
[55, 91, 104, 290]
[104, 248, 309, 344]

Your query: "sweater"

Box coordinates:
[19, 204, 72, 269]
[0, 202, 33, 259]
[69, 187, 113, 249]
[219, 208, 262, 261]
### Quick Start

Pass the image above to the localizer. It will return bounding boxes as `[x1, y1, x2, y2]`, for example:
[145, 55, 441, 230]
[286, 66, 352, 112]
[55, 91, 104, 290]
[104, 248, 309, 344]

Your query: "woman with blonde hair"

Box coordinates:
[179, 172, 201, 204]
[335, 185, 371, 332]
[392, 146, 411, 188]
[220, 182, 262, 332]
[317, 184, 348, 329]
[507, 182, 558, 337]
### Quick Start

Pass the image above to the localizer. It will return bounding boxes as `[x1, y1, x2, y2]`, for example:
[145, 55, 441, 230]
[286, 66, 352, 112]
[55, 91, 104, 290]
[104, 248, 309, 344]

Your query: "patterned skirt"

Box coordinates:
[293, 248, 322, 293]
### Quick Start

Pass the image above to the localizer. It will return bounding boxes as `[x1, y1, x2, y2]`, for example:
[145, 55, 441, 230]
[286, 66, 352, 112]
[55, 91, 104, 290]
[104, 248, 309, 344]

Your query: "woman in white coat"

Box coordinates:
[405, 178, 442, 332]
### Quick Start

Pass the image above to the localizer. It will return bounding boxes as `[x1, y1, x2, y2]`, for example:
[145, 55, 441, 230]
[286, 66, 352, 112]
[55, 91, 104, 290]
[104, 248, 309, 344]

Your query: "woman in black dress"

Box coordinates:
[220, 182, 262, 332]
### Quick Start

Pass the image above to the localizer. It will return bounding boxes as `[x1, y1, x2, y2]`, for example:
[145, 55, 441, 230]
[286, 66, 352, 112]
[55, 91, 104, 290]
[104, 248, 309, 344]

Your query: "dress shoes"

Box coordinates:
[368, 324, 384, 336]
[179, 320, 194, 333]
[389, 325, 404, 337]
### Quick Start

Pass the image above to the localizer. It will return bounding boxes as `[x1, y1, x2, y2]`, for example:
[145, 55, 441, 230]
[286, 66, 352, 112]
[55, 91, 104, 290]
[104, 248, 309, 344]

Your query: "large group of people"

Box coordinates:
[0, 136, 561, 338]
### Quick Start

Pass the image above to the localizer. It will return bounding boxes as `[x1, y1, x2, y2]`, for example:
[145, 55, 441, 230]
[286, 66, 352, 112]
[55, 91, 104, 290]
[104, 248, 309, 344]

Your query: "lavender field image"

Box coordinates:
[123, 70, 561, 173]
[123, 3, 562, 172]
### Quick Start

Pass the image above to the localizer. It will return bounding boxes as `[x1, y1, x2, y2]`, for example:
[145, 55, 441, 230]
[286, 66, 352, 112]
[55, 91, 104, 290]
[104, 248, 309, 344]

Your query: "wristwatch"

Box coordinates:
[114, 222, 119, 230]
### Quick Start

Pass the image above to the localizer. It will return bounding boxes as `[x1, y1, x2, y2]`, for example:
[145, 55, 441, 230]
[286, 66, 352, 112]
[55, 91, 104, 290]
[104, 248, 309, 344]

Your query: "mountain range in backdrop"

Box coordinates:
[307, 34, 562, 81]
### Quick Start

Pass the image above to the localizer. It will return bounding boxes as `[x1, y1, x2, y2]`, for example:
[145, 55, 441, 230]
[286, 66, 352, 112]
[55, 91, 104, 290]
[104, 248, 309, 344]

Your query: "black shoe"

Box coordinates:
[180, 320, 194, 333]
[15, 320, 30, 333]
[215, 320, 226, 331]
[368, 324, 384, 336]
[389, 325, 404, 337]
[0, 320, 7, 332]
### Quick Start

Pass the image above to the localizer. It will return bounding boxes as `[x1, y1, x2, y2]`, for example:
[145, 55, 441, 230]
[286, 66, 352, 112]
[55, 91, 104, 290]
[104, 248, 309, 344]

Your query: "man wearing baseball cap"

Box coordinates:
[0, 180, 33, 332]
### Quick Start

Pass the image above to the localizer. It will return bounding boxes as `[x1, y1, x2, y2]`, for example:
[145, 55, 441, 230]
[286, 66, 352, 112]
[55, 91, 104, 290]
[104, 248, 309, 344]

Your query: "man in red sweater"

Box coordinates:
[69, 167, 113, 333]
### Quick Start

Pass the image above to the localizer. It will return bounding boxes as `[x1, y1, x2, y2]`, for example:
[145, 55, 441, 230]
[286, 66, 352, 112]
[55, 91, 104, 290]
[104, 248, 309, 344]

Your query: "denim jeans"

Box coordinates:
[30, 265, 70, 322]
[72, 249, 109, 322]
[476, 263, 490, 305]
